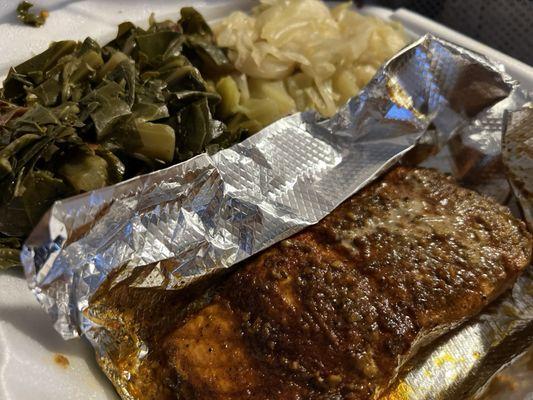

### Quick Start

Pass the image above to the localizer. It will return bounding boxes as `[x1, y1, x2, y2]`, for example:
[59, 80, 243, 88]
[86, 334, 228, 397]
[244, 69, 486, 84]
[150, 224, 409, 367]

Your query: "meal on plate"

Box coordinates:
[0, 0, 407, 269]
[2, 1, 532, 400]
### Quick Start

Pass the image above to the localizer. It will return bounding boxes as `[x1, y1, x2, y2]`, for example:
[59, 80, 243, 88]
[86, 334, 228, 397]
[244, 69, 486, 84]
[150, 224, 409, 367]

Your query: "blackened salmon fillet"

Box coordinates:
[164, 166, 532, 400]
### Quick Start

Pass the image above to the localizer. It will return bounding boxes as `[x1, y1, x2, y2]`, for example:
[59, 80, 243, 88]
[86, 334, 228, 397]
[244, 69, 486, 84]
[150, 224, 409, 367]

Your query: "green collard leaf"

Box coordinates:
[0, 236, 22, 269]
[167, 90, 220, 115]
[52, 102, 81, 126]
[133, 79, 168, 121]
[57, 150, 109, 192]
[10, 103, 59, 133]
[107, 59, 136, 107]
[135, 30, 183, 68]
[21, 170, 70, 226]
[179, 7, 213, 38]
[3, 68, 33, 105]
[174, 98, 211, 158]
[0, 195, 33, 237]
[3, 40, 77, 103]
[100, 114, 143, 155]
[70, 50, 104, 84]
[95, 148, 125, 183]
[148, 16, 179, 34]
[17, 1, 49, 27]
[2, 69, 34, 103]
[31, 74, 62, 106]
[0, 133, 41, 163]
[0, 100, 27, 130]
[183, 37, 234, 79]
[96, 51, 130, 81]
[105, 22, 137, 55]
[161, 63, 207, 92]
[79, 37, 102, 55]
[15, 41, 77, 78]
[80, 82, 131, 139]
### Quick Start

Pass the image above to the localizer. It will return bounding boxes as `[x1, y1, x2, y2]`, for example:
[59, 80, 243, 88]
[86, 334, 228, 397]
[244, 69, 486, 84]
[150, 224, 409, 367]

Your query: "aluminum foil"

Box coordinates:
[21, 34, 533, 399]
[502, 104, 533, 230]
[475, 344, 533, 399]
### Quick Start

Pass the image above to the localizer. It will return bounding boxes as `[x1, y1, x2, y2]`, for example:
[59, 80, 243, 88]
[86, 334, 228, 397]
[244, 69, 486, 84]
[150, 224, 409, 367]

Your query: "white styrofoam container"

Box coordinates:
[0, 2, 531, 399]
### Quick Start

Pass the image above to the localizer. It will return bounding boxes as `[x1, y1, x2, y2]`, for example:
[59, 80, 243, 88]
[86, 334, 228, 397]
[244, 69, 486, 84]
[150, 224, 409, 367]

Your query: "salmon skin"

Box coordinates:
[165, 167, 532, 400]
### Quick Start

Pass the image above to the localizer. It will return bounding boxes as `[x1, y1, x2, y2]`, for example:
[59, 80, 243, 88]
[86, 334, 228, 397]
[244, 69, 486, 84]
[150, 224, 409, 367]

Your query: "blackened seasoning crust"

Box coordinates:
[164, 167, 532, 400]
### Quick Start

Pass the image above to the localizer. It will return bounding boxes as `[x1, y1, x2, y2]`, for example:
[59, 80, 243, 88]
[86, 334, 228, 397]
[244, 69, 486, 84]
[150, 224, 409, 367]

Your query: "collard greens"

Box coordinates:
[0, 8, 251, 268]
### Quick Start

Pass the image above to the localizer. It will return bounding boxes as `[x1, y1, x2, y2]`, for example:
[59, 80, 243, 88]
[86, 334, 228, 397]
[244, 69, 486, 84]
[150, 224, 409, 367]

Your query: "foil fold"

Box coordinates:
[21, 34, 533, 399]
[502, 104, 533, 230]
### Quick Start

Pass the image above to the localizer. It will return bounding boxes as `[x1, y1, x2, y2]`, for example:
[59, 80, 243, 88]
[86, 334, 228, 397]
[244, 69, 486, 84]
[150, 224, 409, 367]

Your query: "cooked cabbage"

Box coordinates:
[214, 0, 407, 127]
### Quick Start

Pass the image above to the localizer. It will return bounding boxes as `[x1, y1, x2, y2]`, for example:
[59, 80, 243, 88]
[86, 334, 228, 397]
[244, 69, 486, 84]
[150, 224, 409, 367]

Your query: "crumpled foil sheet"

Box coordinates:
[502, 104, 533, 230]
[21, 34, 533, 399]
[475, 344, 533, 399]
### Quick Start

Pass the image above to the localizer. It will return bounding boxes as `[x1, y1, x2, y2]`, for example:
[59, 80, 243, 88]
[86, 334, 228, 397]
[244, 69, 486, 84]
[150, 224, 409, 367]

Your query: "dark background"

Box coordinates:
[360, 0, 533, 66]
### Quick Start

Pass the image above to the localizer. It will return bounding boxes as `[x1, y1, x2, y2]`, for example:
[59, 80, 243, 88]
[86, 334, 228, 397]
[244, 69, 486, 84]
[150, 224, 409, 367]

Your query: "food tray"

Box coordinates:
[0, 1, 531, 399]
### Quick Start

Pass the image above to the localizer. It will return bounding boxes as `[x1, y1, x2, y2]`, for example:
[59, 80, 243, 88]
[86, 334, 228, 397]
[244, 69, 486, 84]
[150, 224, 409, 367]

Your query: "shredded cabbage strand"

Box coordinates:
[214, 0, 407, 128]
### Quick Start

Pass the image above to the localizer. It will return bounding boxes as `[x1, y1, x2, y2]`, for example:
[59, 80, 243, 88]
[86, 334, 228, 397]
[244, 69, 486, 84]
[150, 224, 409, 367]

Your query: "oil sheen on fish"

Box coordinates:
[164, 166, 532, 399]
